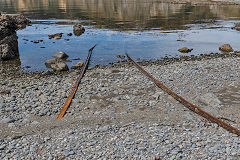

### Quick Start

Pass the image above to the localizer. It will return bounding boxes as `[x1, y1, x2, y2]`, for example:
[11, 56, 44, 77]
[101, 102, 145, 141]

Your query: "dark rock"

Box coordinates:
[178, 47, 193, 53]
[73, 24, 85, 36]
[52, 51, 69, 59]
[67, 33, 72, 36]
[0, 14, 30, 61]
[219, 44, 233, 52]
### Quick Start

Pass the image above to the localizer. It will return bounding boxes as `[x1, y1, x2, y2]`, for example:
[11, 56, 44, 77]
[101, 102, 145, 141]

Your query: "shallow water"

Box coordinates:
[1, 0, 240, 70]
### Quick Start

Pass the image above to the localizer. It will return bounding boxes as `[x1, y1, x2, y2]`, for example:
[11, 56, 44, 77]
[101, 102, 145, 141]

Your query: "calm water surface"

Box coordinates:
[1, 0, 240, 70]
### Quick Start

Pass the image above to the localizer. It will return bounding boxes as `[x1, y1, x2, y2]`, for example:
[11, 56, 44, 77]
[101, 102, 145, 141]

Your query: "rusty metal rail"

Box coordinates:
[126, 54, 240, 136]
[57, 45, 96, 119]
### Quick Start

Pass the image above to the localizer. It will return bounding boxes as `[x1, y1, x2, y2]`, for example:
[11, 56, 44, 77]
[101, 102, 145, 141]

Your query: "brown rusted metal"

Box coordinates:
[57, 45, 96, 119]
[126, 54, 240, 136]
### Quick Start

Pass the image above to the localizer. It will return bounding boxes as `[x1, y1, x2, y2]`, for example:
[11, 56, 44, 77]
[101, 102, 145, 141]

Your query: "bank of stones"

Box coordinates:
[0, 56, 239, 159]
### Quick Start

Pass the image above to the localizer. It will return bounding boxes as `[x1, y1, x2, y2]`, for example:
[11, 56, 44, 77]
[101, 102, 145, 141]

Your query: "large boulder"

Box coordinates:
[73, 24, 85, 36]
[0, 14, 30, 61]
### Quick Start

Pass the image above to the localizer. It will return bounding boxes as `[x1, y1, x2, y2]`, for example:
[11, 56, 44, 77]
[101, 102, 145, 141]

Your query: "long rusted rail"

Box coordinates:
[57, 45, 96, 119]
[126, 54, 240, 136]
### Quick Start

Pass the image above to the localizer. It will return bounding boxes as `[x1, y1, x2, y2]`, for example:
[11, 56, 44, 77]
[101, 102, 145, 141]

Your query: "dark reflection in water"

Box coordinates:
[1, 0, 240, 30]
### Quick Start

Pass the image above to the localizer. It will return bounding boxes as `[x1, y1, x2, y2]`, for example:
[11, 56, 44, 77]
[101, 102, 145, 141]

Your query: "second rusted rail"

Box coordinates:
[126, 53, 240, 136]
[57, 45, 96, 119]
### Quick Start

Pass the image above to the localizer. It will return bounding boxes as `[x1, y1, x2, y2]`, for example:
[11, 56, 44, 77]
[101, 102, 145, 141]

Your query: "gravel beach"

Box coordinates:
[0, 55, 240, 159]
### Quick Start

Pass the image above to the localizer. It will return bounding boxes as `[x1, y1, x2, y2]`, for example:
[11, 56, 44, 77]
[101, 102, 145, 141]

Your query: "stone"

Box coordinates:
[50, 62, 69, 71]
[45, 59, 57, 68]
[22, 119, 31, 123]
[234, 51, 240, 56]
[0, 14, 30, 61]
[52, 51, 69, 59]
[219, 44, 233, 52]
[48, 33, 63, 39]
[178, 47, 193, 53]
[67, 33, 72, 36]
[116, 55, 125, 59]
[152, 92, 163, 100]
[99, 125, 108, 132]
[75, 61, 84, 68]
[40, 95, 48, 103]
[149, 100, 157, 107]
[232, 23, 240, 31]
[0, 117, 15, 123]
[0, 145, 6, 150]
[68, 151, 75, 155]
[73, 24, 85, 36]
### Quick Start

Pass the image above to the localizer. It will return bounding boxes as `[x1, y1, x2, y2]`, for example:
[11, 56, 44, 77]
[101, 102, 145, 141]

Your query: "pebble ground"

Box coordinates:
[0, 56, 240, 159]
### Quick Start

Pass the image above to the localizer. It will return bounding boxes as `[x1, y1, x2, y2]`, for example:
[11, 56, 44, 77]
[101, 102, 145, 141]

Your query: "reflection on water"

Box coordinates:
[1, 0, 240, 30]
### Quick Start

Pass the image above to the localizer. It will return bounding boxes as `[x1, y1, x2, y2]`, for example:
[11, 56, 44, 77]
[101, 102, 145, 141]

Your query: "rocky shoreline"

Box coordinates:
[0, 14, 30, 61]
[0, 55, 239, 159]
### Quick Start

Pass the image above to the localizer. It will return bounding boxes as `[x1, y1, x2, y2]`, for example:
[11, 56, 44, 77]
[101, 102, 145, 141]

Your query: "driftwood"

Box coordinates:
[126, 53, 240, 136]
[57, 45, 96, 119]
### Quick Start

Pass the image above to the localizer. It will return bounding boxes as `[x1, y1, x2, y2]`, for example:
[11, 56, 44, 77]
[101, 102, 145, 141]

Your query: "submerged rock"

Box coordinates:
[178, 47, 193, 53]
[73, 24, 85, 36]
[219, 44, 233, 52]
[52, 51, 69, 59]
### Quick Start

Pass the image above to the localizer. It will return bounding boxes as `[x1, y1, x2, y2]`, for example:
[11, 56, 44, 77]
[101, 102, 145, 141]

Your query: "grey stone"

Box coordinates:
[45, 59, 57, 68]
[0, 117, 15, 123]
[99, 126, 108, 132]
[0, 145, 6, 150]
[50, 62, 69, 71]
[52, 51, 69, 60]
